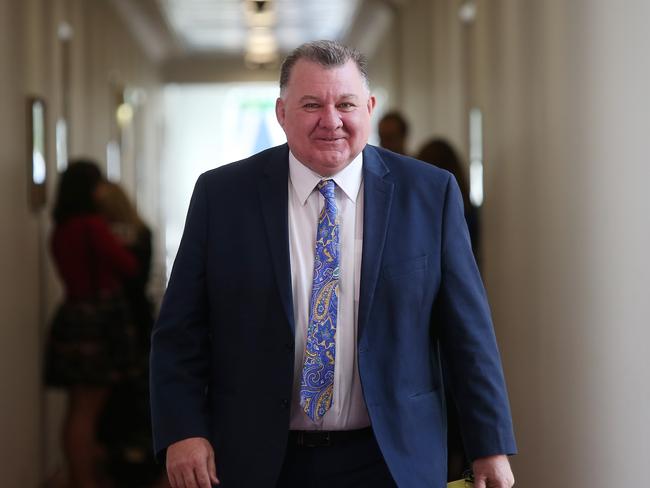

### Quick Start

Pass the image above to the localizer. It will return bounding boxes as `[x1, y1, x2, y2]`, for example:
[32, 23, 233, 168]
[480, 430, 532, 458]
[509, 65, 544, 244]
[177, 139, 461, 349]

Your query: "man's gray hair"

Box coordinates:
[279, 40, 369, 95]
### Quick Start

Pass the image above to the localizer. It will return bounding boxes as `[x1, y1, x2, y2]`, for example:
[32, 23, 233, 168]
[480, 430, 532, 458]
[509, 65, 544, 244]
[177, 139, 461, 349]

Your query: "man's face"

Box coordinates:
[276, 59, 376, 176]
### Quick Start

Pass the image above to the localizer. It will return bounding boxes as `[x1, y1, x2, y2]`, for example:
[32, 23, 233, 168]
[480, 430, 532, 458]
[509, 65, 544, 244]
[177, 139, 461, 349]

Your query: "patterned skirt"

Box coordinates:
[44, 293, 138, 387]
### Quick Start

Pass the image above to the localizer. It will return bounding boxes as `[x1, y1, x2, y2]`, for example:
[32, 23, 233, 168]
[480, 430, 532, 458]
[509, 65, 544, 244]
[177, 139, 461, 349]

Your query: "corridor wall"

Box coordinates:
[0, 1, 42, 484]
[367, 0, 469, 158]
[0, 0, 163, 484]
[373, 1, 650, 486]
[471, 1, 650, 485]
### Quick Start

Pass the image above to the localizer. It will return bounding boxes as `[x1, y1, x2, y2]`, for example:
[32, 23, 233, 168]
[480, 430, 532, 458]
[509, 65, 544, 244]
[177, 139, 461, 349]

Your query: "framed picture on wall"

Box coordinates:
[27, 96, 47, 211]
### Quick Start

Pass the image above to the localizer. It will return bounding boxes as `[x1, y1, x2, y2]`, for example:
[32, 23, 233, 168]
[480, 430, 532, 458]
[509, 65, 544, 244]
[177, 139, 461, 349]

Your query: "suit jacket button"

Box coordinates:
[281, 399, 289, 409]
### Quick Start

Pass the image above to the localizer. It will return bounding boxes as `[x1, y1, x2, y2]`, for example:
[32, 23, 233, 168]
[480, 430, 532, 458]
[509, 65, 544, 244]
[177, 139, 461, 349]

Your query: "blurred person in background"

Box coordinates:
[417, 138, 482, 480]
[45, 160, 138, 488]
[95, 181, 167, 487]
[378, 110, 410, 155]
[417, 138, 481, 266]
[96, 181, 154, 353]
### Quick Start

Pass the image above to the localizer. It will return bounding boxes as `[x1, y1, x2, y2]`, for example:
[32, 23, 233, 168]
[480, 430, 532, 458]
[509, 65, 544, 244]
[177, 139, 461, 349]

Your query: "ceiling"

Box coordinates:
[158, 0, 360, 57]
[108, 0, 400, 83]
[109, 0, 400, 80]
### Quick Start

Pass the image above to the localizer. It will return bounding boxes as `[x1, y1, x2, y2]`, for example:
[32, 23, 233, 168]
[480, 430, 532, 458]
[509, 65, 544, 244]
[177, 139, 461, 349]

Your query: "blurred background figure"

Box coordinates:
[417, 138, 482, 480]
[96, 182, 154, 354]
[45, 160, 138, 488]
[378, 110, 410, 155]
[417, 138, 481, 267]
[94, 182, 167, 487]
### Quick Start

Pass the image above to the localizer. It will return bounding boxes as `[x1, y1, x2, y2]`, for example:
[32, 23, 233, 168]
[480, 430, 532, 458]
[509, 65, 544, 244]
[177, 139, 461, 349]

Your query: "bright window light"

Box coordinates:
[162, 82, 286, 278]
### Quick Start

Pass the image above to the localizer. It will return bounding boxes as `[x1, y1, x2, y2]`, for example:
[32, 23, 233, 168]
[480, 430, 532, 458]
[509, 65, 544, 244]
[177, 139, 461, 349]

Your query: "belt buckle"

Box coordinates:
[302, 431, 331, 448]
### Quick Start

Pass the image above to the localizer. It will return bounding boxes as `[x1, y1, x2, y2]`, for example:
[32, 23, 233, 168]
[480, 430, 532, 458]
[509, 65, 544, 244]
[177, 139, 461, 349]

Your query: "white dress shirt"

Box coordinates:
[287, 151, 371, 431]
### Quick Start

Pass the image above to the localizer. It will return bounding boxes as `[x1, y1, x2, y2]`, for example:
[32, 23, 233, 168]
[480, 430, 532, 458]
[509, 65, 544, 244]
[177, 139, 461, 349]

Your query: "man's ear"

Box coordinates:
[367, 95, 377, 116]
[275, 97, 286, 127]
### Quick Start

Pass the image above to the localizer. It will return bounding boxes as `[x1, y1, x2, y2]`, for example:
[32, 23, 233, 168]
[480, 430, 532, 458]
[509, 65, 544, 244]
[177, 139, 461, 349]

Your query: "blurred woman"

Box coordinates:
[417, 139, 480, 481]
[46, 160, 138, 488]
[417, 138, 481, 265]
[95, 182, 166, 487]
[96, 182, 154, 353]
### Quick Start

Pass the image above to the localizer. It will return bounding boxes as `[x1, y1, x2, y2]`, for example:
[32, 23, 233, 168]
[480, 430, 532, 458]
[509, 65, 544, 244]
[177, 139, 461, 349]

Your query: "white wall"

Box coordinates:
[374, 0, 650, 485]
[468, 1, 650, 484]
[394, 0, 437, 155]
[365, 0, 468, 157]
[0, 0, 43, 485]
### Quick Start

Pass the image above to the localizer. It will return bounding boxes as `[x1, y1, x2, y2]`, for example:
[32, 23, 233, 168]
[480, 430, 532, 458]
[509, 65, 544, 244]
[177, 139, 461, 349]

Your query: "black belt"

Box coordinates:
[288, 427, 373, 448]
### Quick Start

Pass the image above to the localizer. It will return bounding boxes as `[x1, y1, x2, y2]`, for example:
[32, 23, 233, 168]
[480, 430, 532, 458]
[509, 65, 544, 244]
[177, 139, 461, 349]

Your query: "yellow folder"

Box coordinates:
[447, 479, 473, 488]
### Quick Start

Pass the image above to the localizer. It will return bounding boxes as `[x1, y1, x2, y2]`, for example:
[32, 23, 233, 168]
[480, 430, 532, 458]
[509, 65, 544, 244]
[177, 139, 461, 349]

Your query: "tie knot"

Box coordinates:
[317, 179, 336, 202]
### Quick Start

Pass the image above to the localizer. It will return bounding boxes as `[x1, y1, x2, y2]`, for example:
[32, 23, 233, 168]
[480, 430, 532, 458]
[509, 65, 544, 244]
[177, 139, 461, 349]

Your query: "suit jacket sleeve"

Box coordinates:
[436, 175, 517, 461]
[150, 174, 211, 461]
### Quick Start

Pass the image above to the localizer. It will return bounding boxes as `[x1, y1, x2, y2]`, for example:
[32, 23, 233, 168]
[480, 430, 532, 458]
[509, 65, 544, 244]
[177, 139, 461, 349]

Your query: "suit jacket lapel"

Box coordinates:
[358, 146, 394, 349]
[257, 144, 296, 334]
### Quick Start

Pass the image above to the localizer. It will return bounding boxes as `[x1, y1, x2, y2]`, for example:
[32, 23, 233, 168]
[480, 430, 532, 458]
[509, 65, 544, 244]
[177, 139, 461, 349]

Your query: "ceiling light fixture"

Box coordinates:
[245, 26, 278, 66]
[243, 0, 278, 68]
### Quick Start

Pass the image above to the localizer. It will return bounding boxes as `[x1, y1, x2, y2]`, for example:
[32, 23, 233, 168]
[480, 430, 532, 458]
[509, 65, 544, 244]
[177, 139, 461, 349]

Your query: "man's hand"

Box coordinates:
[472, 454, 514, 488]
[166, 437, 220, 488]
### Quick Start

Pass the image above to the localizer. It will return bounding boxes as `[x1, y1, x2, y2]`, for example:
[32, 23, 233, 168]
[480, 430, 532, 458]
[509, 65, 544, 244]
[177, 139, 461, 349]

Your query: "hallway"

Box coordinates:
[1, 1, 650, 486]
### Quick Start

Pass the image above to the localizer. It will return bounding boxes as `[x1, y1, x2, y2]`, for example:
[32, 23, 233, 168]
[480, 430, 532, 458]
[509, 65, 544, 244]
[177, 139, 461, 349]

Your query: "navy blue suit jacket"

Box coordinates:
[150, 144, 516, 487]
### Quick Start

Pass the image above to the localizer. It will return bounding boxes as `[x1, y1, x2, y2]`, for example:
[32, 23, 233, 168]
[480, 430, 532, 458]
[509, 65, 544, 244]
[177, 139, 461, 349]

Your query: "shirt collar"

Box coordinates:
[289, 150, 363, 205]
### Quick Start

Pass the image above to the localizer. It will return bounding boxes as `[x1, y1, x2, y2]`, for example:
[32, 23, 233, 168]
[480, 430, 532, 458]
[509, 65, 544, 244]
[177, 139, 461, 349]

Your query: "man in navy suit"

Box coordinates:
[150, 40, 516, 488]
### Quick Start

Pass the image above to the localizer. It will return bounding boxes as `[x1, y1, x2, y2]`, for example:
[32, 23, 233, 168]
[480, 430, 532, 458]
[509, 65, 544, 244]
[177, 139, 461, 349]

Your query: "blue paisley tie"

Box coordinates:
[300, 179, 340, 422]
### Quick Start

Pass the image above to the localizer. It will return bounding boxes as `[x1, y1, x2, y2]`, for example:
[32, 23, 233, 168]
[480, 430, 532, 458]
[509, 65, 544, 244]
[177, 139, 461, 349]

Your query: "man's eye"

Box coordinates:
[338, 103, 356, 110]
[303, 103, 320, 109]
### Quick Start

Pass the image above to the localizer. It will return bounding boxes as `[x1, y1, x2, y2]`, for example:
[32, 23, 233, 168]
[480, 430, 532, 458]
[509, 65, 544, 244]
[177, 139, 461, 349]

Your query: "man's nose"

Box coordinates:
[319, 106, 343, 130]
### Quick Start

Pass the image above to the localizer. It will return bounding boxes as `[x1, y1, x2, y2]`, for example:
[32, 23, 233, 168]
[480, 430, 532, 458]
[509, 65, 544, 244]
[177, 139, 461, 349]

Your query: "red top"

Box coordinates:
[51, 214, 138, 300]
